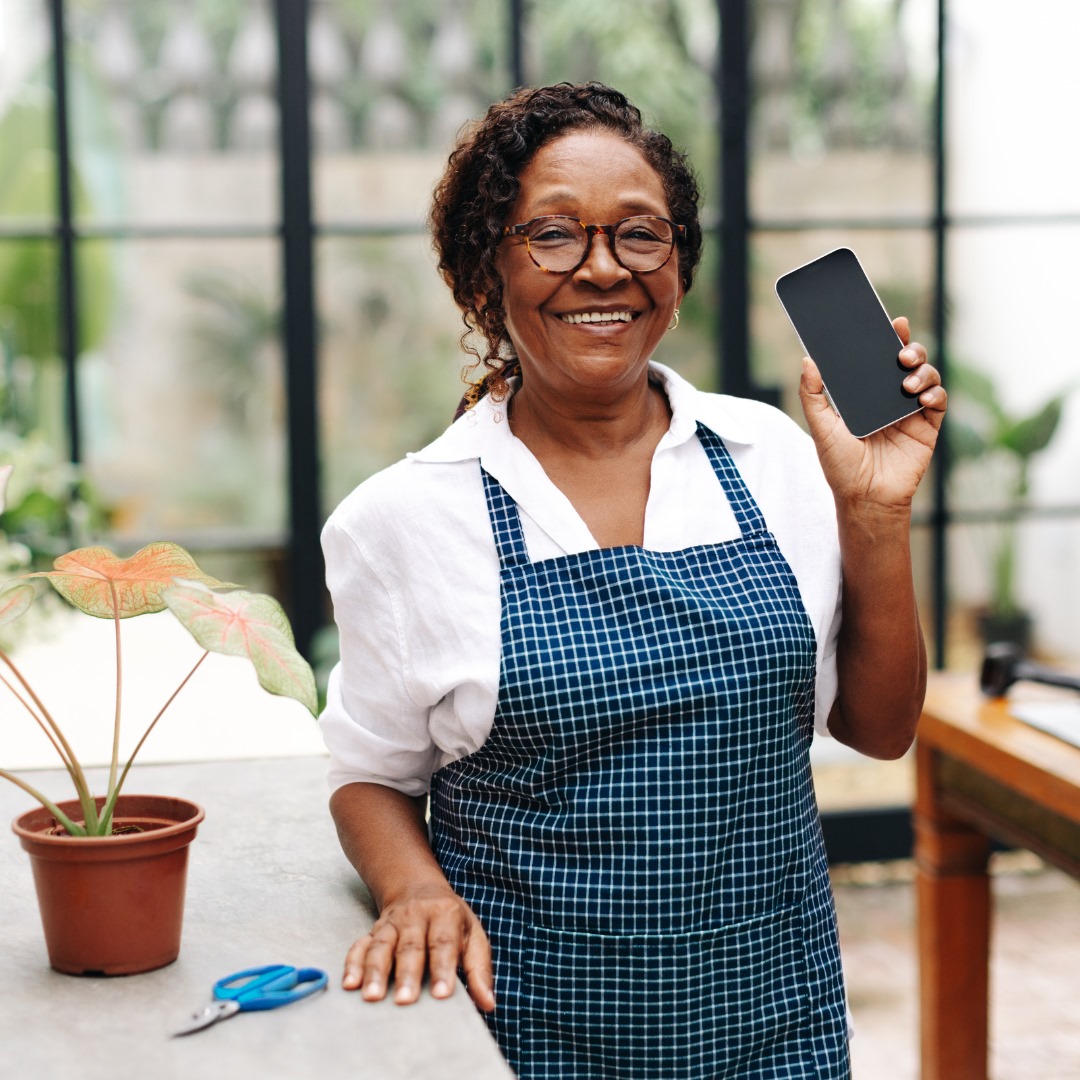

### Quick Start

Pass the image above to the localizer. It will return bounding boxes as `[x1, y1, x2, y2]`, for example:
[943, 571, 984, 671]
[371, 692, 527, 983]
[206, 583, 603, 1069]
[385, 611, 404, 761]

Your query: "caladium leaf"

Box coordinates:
[0, 581, 35, 627]
[162, 579, 318, 716]
[40, 542, 234, 619]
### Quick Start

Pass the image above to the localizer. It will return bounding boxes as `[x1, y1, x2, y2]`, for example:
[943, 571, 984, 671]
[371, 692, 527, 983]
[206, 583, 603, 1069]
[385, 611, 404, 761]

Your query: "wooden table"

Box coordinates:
[915, 673, 1080, 1080]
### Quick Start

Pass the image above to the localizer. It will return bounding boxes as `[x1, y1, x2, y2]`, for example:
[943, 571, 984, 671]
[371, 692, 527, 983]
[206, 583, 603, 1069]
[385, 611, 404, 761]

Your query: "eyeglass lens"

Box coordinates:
[523, 217, 675, 272]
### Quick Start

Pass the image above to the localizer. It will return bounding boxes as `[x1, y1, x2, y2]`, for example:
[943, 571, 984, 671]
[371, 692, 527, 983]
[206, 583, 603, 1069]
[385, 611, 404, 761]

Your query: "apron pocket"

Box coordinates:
[519, 906, 812, 1080]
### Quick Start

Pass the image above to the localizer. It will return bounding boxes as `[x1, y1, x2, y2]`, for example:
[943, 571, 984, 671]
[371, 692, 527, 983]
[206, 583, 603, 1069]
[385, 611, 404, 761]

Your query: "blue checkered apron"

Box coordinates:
[430, 423, 849, 1079]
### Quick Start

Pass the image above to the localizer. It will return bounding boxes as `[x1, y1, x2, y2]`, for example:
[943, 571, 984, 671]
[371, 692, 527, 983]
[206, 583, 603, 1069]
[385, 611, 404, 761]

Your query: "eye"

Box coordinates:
[527, 218, 579, 243]
[618, 220, 667, 243]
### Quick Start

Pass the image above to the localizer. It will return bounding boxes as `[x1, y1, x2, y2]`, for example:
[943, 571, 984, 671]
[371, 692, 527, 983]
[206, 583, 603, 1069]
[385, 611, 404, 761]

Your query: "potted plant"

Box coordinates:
[0, 464, 318, 975]
[949, 362, 1072, 649]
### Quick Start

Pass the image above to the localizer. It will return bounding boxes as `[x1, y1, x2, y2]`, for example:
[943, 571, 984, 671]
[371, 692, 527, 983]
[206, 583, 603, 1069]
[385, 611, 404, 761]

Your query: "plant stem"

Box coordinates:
[0, 768, 88, 836]
[0, 669, 75, 770]
[101, 650, 210, 829]
[108, 581, 122, 800]
[0, 649, 98, 829]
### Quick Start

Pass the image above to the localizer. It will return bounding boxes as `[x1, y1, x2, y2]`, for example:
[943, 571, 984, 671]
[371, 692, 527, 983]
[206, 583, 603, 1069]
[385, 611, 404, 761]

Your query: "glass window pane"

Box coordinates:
[946, 224, 1080, 666]
[66, 0, 278, 228]
[750, 0, 937, 222]
[0, 1, 55, 228]
[949, 0, 1080, 217]
[0, 237, 69, 517]
[317, 233, 467, 511]
[528, 1, 719, 201]
[313, 0, 509, 224]
[948, 518, 1080, 670]
[947, 225, 1080, 514]
[79, 238, 286, 545]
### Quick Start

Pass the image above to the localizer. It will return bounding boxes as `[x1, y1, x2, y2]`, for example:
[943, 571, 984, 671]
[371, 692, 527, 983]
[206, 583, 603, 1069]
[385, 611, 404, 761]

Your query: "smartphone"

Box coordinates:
[775, 247, 922, 438]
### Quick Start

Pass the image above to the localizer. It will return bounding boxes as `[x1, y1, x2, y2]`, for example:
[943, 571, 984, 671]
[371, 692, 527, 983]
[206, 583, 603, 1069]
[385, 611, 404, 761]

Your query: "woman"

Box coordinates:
[319, 82, 945, 1078]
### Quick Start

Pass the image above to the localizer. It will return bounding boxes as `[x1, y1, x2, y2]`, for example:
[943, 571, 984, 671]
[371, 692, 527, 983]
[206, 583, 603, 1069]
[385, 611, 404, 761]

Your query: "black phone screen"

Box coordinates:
[775, 247, 921, 438]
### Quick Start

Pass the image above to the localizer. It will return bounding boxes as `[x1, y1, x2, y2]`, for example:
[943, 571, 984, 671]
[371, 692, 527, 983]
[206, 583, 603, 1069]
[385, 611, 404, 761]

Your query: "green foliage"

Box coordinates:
[790, 0, 925, 149]
[949, 361, 1073, 616]
[949, 363, 1070, 500]
[0, 70, 115, 365]
[532, 0, 717, 181]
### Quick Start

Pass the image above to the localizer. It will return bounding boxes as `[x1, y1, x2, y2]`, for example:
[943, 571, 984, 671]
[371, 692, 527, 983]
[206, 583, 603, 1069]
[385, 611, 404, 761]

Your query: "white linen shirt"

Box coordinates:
[320, 362, 843, 796]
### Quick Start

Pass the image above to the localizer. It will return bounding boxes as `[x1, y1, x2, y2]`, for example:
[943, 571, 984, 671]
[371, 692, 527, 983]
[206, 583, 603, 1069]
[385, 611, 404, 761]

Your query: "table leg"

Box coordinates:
[914, 740, 991, 1080]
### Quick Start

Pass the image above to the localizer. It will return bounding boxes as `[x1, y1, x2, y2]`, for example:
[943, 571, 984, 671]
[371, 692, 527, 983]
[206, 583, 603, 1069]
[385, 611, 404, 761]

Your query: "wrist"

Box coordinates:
[834, 495, 913, 538]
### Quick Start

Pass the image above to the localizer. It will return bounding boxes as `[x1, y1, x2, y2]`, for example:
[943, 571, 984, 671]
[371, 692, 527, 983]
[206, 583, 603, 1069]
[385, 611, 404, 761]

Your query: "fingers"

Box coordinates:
[427, 908, 467, 1001]
[342, 932, 371, 992]
[340, 891, 495, 1011]
[461, 914, 496, 1013]
[894, 328, 948, 420]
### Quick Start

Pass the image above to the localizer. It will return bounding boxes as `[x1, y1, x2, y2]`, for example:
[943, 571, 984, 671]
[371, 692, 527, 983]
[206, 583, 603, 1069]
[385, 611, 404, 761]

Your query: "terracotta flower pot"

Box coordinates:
[12, 794, 205, 976]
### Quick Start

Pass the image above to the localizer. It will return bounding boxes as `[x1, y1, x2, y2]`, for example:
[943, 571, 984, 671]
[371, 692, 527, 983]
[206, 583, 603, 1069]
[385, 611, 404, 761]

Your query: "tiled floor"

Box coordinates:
[834, 854, 1080, 1079]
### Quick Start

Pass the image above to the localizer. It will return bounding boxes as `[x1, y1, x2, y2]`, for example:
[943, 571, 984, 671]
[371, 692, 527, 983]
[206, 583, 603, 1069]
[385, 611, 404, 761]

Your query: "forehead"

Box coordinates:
[512, 129, 668, 217]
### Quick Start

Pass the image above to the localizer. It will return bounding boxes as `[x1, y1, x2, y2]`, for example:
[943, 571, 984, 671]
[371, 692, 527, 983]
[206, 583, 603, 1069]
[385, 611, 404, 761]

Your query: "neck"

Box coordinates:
[508, 372, 670, 459]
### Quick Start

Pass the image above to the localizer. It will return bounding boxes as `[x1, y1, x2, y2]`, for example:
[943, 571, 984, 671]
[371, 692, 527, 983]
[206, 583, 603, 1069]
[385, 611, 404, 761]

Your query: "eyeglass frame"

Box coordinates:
[501, 215, 687, 275]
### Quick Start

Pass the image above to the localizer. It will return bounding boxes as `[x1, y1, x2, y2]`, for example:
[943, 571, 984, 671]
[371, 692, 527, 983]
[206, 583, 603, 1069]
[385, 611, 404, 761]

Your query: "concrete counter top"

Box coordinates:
[1, 757, 513, 1080]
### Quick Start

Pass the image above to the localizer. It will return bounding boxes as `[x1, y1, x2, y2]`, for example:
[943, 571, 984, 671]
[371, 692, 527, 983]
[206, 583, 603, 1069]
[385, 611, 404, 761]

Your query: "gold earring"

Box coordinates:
[668, 309, 680, 331]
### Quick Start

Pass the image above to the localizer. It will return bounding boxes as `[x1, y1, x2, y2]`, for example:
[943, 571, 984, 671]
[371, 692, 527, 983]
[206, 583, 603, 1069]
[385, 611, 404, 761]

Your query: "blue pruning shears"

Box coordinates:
[173, 964, 328, 1036]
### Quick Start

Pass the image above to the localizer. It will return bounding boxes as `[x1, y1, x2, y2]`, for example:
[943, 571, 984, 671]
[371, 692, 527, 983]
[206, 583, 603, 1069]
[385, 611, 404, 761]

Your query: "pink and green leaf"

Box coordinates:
[38, 542, 234, 619]
[162, 579, 318, 716]
[0, 581, 35, 627]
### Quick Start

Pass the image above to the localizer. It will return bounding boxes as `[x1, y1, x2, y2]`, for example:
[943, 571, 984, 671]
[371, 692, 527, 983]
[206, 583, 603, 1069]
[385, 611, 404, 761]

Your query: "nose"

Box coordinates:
[574, 226, 631, 285]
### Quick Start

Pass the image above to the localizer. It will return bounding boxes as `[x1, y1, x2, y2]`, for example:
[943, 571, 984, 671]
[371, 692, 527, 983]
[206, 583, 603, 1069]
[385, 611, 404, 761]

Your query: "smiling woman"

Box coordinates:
[317, 82, 947, 1080]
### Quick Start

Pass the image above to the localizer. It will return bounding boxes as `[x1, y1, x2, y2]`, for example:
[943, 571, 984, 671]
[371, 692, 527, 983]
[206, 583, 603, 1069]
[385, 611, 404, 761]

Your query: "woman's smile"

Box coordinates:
[557, 308, 638, 326]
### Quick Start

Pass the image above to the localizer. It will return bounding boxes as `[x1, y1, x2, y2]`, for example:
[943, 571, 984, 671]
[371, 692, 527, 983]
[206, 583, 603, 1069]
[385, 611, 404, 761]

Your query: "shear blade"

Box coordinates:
[172, 1000, 240, 1037]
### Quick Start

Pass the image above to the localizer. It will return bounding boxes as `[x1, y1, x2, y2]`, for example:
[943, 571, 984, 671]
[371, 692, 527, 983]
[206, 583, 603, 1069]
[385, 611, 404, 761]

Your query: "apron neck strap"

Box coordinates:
[694, 422, 767, 539]
[481, 467, 532, 568]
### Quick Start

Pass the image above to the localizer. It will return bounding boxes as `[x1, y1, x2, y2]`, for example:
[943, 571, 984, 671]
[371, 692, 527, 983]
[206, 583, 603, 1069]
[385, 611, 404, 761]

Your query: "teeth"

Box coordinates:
[561, 311, 634, 324]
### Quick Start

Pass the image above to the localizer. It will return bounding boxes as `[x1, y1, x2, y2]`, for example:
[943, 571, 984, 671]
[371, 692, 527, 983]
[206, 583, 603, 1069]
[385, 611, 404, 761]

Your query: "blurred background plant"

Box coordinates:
[949, 361, 1072, 645]
[0, 61, 115, 647]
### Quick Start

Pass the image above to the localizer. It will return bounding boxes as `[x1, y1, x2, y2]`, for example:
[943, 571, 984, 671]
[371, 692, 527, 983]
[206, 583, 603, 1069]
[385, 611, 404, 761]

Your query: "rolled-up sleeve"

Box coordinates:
[318, 517, 437, 796]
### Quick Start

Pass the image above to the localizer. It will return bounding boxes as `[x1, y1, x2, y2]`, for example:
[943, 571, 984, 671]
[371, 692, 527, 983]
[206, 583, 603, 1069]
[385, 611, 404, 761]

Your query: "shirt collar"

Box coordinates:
[408, 360, 758, 465]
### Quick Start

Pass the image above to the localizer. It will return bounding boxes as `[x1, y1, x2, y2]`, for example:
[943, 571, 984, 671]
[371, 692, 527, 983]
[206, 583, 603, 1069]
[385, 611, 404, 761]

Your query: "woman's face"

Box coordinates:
[495, 129, 683, 404]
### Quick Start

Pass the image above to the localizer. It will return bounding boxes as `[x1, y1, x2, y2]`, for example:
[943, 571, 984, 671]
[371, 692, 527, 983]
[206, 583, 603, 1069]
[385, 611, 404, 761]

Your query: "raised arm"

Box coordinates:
[329, 781, 495, 1011]
[799, 316, 947, 759]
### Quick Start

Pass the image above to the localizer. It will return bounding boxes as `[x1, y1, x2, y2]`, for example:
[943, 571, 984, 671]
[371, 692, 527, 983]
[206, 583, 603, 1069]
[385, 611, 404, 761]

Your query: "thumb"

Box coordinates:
[798, 356, 842, 440]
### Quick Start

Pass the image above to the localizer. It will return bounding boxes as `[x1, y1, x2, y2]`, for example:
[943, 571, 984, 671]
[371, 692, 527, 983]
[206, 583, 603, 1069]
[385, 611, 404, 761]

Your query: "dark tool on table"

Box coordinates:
[979, 642, 1080, 698]
[173, 964, 328, 1036]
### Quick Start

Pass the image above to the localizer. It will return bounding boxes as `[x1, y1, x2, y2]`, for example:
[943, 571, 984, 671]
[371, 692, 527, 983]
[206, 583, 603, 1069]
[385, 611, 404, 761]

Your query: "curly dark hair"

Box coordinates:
[430, 82, 704, 411]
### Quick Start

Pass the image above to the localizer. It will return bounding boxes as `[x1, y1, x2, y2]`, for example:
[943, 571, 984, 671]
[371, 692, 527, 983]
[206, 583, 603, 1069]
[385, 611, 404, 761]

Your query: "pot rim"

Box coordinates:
[11, 793, 206, 848]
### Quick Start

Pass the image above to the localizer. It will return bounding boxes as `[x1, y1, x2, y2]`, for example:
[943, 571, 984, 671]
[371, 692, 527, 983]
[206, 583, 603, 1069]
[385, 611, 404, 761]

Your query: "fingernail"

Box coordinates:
[362, 980, 382, 999]
[395, 985, 413, 1004]
[904, 375, 918, 389]
[432, 980, 450, 998]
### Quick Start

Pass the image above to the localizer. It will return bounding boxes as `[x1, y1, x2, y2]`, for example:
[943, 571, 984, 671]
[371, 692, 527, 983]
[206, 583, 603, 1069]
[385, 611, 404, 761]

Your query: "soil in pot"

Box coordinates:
[12, 794, 205, 976]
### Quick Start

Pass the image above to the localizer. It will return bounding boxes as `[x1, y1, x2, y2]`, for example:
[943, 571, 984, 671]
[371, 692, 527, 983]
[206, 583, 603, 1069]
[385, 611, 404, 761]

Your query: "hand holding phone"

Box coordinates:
[775, 247, 922, 438]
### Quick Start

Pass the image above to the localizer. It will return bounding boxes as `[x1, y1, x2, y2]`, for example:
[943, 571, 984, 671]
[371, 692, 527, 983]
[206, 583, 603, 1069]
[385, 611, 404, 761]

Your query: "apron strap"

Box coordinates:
[481, 467, 532, 568]
[695, 422, 768, 539]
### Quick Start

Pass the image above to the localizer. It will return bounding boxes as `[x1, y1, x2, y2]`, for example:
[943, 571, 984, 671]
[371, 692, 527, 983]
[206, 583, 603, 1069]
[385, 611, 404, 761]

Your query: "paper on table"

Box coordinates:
[1010, 700, 1080, 749]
